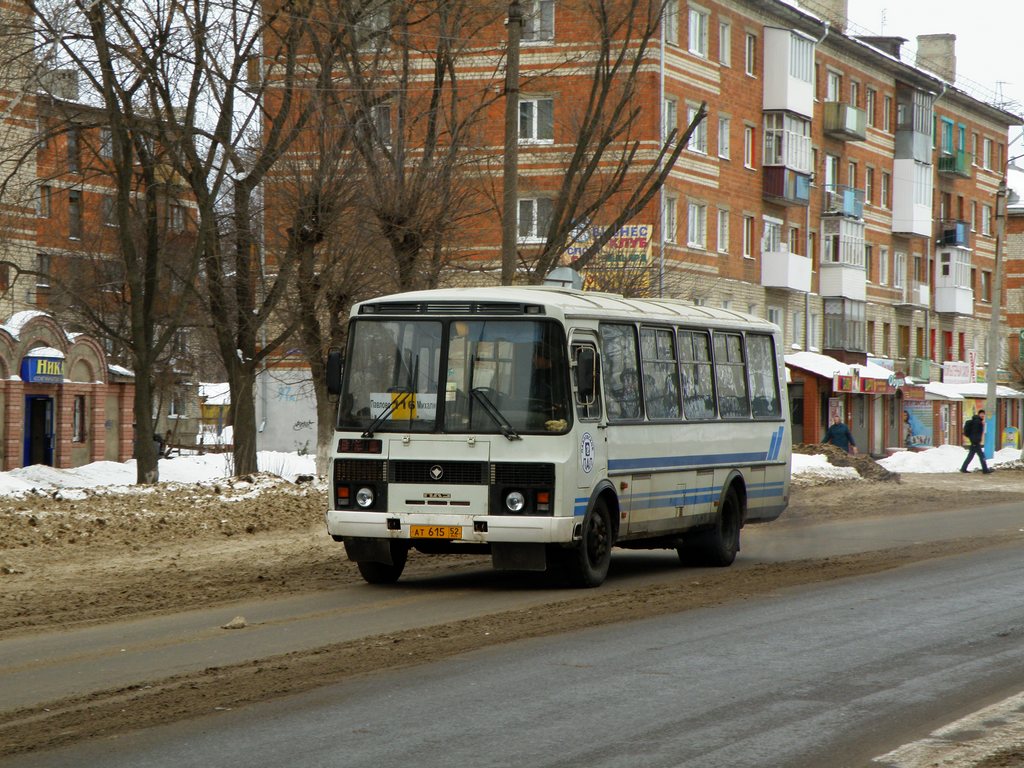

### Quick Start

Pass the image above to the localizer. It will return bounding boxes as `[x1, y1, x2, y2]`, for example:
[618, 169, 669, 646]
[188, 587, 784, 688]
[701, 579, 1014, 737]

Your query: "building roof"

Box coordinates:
[785, 351, 900, 381]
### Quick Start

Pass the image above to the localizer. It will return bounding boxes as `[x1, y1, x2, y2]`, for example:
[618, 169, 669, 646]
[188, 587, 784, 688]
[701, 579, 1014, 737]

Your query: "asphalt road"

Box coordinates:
[9, 541, 1024, 768]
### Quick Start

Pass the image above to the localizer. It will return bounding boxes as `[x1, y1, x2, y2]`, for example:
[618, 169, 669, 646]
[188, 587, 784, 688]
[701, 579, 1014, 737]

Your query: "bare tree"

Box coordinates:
[504, 0, 707, 282]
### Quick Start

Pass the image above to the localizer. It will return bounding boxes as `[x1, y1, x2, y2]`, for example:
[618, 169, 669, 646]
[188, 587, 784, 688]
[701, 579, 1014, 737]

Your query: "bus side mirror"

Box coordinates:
[575, 347, 596, 403]
[326, 349, 344, 397]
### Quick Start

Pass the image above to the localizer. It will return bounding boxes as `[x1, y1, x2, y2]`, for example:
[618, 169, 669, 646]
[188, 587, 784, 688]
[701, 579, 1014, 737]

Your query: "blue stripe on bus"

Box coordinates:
[767, 428, 780, 461]
[572, 482, 786, 516]
[608, 452, 777, 472]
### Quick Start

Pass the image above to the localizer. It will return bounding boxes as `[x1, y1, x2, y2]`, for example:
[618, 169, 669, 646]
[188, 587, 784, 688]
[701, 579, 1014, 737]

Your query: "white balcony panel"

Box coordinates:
[762, 28, 814, 118]
[761, 248, 811, 292]
[819, 262, 866, 301]
[934, 286, 973, 315]
[891, 158, 932, 236]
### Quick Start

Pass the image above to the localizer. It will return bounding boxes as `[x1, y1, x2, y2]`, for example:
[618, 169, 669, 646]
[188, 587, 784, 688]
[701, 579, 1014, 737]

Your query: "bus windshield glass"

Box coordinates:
[337, 317, 570, 434]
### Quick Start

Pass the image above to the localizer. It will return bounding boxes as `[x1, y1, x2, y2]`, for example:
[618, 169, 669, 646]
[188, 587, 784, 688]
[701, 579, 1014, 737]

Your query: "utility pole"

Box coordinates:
[501, 0, 523, 285]
[983, 176, 1008, 458]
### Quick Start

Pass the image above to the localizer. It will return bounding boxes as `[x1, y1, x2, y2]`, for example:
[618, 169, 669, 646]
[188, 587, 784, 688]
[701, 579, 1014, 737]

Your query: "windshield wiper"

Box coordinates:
[470, 387, 521, 441]
[362, 389, 412, 438]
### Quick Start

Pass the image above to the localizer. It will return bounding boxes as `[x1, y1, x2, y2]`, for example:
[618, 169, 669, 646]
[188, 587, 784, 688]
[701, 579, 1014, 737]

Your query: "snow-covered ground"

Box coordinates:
[0, 445, 1018, 498]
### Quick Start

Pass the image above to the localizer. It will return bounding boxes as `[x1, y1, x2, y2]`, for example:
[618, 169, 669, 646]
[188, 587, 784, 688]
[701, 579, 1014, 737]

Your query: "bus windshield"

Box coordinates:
[337, 317, 570, 434]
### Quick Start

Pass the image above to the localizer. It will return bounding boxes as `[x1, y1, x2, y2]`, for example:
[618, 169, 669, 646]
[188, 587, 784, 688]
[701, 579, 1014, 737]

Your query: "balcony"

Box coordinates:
[937, 150, 973, 178]
[763, 166, 811, 207]
[822, 184, 864, 219]
[938, 219, 970, 247]
[823, 102, 867, 142]
[894, 279, 929, 308]
[935, 285, 973, 315]
[819, 262, 866, 301]
[761, 245, 811, 292]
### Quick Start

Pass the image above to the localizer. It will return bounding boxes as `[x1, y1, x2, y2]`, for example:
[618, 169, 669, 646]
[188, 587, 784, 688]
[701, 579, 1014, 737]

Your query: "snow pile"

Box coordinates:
[791, 453, 860, 481]
[878, 444, 1022, 474]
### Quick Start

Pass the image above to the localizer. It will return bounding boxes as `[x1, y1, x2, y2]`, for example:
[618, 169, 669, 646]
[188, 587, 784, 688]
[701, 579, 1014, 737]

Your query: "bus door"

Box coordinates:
[570, 332, 606, 491]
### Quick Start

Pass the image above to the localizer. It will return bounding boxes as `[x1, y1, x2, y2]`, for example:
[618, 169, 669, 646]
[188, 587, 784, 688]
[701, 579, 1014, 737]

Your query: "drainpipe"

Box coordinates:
[658, 10, 666, 298]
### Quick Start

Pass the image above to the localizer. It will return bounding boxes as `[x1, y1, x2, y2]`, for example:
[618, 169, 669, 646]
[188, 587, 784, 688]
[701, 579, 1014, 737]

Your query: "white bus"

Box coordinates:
[326, 286, 790, 587]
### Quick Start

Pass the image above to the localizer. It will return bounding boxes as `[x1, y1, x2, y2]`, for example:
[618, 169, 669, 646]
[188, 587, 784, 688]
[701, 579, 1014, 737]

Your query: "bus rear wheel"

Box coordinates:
[355, 542, 409, 584]
[562, 498, 613, 588]
[678, 487, 741, 567]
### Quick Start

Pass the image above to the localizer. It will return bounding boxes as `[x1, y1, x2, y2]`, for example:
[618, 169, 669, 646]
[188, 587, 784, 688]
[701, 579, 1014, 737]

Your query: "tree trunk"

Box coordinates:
[230, 366, 259, 476]
[132, 370, 159, 484]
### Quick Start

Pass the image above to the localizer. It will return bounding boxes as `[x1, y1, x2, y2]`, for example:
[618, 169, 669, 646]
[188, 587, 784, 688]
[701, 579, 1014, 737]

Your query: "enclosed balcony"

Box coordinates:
[894, 279, 929, 308]
[763, 166, 811, 207]
[822, 184, 864, 219]
[938, 219, 970, 248]
[761, 245, 811, 292]
[823, 102, 867, 142]
[934, 246, 973, 315]
[937, 150, 973, 178]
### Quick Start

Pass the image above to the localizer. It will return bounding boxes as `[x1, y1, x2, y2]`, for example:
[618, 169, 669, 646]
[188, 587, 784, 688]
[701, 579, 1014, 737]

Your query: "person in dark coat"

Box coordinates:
[960, 410, 993, 474]
[822, 416, 857, 454]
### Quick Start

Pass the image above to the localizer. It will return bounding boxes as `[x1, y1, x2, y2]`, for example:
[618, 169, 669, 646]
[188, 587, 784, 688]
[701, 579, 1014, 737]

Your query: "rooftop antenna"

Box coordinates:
[879, 9, 886, 35]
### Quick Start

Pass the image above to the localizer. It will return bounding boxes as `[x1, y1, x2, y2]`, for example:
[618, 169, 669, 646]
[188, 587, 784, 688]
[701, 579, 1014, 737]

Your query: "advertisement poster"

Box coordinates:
[902, 401, 932, 448]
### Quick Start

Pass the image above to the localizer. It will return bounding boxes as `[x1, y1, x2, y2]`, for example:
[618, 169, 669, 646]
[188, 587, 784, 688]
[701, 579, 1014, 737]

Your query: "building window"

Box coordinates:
[718, 21, 731, 66]
[823, 298, 866, 352]
[519, 97, 554, 142]
[717, 116, 730, 158]
[847, 160, 857, 188]
[687, 201, 707, 248]
[865, 243, 874, 282]
[372, 104, 392, 146]
[518, 197, 551, 241]
[826, 70, 841, 101]
[687, 105, 707, 153]
[688, 5, 709, 57]
[849, 80, 860, 107]
[893, 251, 906, 289]
[103, 194, 118, 226]
[100, 128, 113, 158]
[744, 33, 756, 76]
[717, 208, 729, 253]
[865, 88, 876, 126]
[742, 215, 754, 258]
[981, 270, 991, 302]
[168, 203, 186, 232]
[880, 171, 891, 208]
[762, 112, 810, 172]
[971, 200, 977, 231]
[664, 195, 677, 243]
[882, 95, 892, 132]
[354, 2, 391, 47]
[36, 253, 51, 288]
[67, 126, 80, 173]
[664, 1, 679, 45]
[663, 98, 677, 138]
[789, 34, 813, 83]
[38, 185, 52, 218]
[767, 306, 782, 329]
[73, 395, 87, 442]
[68, 189, 82, 239]
[982, 204, 992, 236]
[743, 125, 755, 168]
[879, 246, 889, 286]
[522, 0, 554, 42]
[983, 138, 993, 170]
[864, 167, 874, 205]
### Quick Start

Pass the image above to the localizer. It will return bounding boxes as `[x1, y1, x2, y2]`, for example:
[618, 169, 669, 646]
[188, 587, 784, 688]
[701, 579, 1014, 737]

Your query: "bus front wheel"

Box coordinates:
[678, 487, 741, 567]
[562, 498, 613, 588]
[355, 542, 409, 584]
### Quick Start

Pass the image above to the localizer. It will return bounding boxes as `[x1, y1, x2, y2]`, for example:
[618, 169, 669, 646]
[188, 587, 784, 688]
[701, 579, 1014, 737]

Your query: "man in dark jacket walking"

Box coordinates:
[960, 410, 993, 474]
[822, 416, 857, 454]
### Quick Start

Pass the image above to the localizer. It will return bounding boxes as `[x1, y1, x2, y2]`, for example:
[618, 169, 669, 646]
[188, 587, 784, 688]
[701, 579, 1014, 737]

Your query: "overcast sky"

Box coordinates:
[846, 0, 1024, 135]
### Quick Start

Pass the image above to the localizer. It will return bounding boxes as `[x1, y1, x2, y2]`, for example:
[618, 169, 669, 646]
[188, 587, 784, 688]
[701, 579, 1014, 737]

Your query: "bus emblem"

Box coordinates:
[580, 432, 595, 474]
[429, 465, 444, 480]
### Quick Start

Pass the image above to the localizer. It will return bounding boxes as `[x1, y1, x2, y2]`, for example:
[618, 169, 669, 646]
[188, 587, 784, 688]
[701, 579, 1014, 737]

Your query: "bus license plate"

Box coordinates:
[410, 525, 462, 540]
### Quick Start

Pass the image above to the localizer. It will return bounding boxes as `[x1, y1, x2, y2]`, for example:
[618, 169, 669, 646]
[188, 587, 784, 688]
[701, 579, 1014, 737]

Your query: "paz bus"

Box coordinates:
[326, 286, 790, 587]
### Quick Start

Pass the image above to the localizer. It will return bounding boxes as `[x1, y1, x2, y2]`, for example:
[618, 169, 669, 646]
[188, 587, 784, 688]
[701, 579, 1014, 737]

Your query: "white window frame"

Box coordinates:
[663, 98, 678, 139]
[826, 70, 841, 101]
[718, 21, 731, 66]
[893, 251, 907, 289]
[522, 0, 554, 43]
[879, 246, 889, 286]
[687, 104, 707, 154]
[761, 216, 782, 253]
[518, 197, 551, 242]
[687, 201, 707, 249]
[744, 33, 756, 76]
[664, 0, 679, 46]
[883, 95, 892, 131]
[688, 5, 709, 57]
[743, 125, 755, 169]
[982, 204, 993, 236]
[742, 215, 755, 258]
[664, 195, 678, 243]
[519, 97, 554, 143]
[865, 88, 876, 127]
[718, 116, 730, 159]
[983, 137, 993, 170]
[717, 208, 729, 253]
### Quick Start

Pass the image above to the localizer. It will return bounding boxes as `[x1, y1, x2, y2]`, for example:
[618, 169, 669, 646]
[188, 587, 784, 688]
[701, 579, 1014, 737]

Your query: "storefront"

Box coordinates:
[0, 311, 134, 470]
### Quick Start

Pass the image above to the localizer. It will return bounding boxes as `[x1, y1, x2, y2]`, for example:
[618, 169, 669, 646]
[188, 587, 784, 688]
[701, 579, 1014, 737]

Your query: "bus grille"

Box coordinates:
[390, 460, 488, 485]
[491, 463, 555, 486]
[334, 459, 387, 483]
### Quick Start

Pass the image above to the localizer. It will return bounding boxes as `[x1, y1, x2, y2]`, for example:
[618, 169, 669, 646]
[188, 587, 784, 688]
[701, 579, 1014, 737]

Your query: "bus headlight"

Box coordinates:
[356, 487, 375, 508]
[505, 491, 526, 513]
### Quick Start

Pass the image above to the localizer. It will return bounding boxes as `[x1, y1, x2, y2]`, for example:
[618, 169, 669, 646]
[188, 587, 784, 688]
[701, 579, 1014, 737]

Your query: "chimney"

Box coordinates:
[856, 36, 907, 59]
[916, 34, 956, 83]
[38, 68, 79, 101]
[809, 0, 849, 32]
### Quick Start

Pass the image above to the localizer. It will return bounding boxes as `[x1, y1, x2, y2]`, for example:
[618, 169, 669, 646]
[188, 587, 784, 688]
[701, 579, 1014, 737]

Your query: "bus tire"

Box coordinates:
[355, 543, 408, 584]
[563, 498, 613, 588]
[679, 486, 741, 567]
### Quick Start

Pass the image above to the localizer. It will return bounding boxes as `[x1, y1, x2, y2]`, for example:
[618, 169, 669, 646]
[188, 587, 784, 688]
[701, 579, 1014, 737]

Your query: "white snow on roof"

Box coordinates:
[940, 383, 1024, 399]
[108, 364, 134, 377]
[785, 351, 904, 382]
[923, 381, 964, 400]
[1, 310, 49, 339]
[199, 382, 230, 405]
[25, 346, 64, 359]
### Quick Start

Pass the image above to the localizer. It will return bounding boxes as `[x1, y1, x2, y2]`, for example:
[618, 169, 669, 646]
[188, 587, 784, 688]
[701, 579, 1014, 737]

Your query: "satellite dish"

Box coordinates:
[544, 267, 583, 290]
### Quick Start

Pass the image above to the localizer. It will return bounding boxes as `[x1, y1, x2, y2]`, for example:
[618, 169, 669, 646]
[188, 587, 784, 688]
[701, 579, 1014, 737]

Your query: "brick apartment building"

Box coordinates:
[279, 0, 1021, 454]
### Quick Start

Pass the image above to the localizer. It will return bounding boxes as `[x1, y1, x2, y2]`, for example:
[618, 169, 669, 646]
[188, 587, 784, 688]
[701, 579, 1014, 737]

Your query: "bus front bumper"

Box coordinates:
[325, 510, 579, 545]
